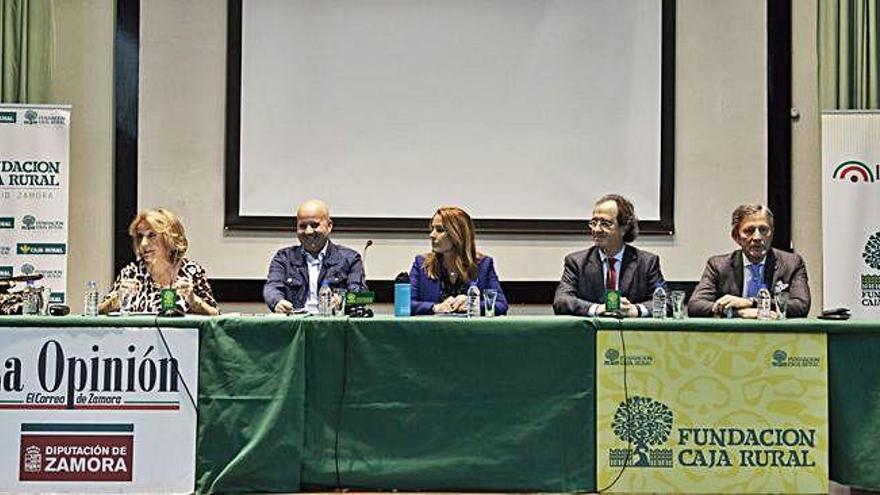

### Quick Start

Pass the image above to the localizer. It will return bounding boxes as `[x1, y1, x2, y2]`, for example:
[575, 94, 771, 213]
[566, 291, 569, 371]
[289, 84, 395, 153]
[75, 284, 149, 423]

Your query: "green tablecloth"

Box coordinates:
[197, 316, 595, 493]
[2, 315, 879, 492]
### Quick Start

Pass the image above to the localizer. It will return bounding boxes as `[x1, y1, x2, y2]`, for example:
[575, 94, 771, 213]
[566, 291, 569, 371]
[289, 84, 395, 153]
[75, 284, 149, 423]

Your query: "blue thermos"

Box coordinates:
[394, 272, 411, 317]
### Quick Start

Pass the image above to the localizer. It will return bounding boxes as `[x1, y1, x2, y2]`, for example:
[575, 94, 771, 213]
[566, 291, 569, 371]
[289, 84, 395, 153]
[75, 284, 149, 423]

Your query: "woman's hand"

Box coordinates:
[117, 278, 140, 310]
[174, 276, 219, 316]
[450, 294, 469, 312]
[174, 277, 195, 305]
[433, 297, 456, 314]
[100, 278, 139, 314]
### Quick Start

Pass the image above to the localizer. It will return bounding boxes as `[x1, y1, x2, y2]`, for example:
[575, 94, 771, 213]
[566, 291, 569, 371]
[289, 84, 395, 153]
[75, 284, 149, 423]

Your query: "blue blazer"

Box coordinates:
[409, 255, 508, 316]
[263, 241, 366, 311]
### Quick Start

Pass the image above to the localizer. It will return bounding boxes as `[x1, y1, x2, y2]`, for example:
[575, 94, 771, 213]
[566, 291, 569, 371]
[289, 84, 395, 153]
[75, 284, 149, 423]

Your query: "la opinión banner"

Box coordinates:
[0, 327, 198, 493]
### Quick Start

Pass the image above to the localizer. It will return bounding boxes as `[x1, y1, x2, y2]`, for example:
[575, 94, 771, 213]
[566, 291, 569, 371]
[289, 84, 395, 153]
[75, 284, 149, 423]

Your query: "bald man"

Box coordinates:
[263, 199, 367, 314]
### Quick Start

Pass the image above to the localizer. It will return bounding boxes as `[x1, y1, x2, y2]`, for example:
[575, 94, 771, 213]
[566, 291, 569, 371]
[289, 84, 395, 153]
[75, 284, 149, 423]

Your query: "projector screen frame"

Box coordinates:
[224, 0, 677, 235]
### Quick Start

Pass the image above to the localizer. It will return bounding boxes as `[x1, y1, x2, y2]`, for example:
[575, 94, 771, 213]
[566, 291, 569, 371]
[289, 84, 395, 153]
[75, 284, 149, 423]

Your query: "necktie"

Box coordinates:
[746, 264, 763, 298]
[606, 258, 617, 291]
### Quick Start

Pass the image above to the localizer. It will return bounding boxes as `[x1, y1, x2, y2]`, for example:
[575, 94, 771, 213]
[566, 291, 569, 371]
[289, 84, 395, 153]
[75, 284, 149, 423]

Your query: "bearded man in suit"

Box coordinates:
[687, 204, 810, 318]
[553, 194, 667, 318]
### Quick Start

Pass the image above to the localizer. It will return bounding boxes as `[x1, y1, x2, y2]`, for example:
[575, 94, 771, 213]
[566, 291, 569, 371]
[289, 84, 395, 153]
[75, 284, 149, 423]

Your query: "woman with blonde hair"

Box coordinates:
[99, 207, 219, 315]
[409, 206, 507, 315]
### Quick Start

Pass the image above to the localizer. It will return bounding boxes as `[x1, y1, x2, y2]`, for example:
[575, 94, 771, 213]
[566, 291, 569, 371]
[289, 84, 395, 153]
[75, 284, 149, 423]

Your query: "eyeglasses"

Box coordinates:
[588, 219, 616, 230]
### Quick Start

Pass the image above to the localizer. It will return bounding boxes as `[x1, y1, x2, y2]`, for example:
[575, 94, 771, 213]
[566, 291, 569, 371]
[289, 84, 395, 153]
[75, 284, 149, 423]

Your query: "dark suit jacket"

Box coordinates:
[263, 241, 367, 310]
[687, 248, 811, 318]
[553, 245, 666, 316]
[409, 255, 508, 316]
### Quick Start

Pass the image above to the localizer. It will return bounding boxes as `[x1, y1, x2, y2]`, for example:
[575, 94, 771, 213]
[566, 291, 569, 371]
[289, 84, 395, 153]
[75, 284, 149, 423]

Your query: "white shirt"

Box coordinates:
[741, 254, 767, 298]
[598, 247, 625, 291]
[303, 243, 328, 314]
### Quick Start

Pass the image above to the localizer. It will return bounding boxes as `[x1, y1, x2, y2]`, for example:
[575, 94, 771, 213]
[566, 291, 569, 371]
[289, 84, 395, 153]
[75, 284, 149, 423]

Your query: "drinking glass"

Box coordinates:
[332, 288, 347, 316]
[118, 279, 137, 316]
[118, 284, 130, 316]
[670, 290, 686, 319]
[775, 293, 789, 320]
[484, 289, 499, 318]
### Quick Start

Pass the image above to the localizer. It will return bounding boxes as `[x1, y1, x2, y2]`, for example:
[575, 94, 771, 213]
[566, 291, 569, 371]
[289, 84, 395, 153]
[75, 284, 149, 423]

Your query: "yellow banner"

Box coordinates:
[596, 331, 828, 494]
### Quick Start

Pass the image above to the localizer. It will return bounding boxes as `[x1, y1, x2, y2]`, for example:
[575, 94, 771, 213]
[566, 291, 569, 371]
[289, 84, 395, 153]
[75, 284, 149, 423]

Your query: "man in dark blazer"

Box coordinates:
[263, 199, 367, 313]
[553, 194, 666, 317]
[687, 204, 810, 318]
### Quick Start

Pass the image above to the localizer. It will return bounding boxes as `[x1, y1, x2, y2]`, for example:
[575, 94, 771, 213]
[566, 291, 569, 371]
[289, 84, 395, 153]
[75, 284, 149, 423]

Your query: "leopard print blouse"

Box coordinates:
[103, 258, 218, 314]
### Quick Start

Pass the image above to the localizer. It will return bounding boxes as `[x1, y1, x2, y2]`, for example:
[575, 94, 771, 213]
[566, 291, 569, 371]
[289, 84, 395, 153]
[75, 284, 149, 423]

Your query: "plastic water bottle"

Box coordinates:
[757, 287, 772, 320]
[466, 284, 481, 318]
[318, 282, 332, 317]
[84, 280, 99, 317]
[652, 286, 667, 319]
[393, 272, 411, 317]
[23, 279, 38, 315]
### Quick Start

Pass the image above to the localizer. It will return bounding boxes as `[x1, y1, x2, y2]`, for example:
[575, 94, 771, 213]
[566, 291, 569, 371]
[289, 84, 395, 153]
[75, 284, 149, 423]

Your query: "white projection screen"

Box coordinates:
[226, 0, 675, 233]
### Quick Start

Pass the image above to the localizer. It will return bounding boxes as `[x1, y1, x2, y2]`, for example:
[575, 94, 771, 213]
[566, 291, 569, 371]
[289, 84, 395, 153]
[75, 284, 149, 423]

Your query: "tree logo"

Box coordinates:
[604, 348, 620, 365]
[21, 215, 36, 230]
[863, 232, 880, 270]
[23, 110, 37, 125]
[772, 349, 787, 367]
[609, 396, 674, 468]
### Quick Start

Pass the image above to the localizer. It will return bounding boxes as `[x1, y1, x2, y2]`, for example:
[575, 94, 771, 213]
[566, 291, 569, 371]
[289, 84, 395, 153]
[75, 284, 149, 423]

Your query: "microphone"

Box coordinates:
[361, 240, 373, 290]
[0, 273, 44, 283]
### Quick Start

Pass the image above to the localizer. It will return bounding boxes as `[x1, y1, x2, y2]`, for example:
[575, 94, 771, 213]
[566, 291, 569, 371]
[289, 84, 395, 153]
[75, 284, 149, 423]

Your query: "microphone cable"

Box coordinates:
[598, 314, 632, 493]
[334, 320, 352, 488]
[153, 315, 199, 413]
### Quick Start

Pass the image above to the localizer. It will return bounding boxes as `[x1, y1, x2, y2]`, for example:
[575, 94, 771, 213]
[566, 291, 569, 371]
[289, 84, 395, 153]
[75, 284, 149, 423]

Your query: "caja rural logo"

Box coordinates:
[608, 396, 819, 469]
[22, 109, 66, 126]
[860, 232, 880, 306]
[609, 396, 674, 467]
[771, 349, 820, 368]
[833, 160, 877, 183]
[604, 348, 653, 366]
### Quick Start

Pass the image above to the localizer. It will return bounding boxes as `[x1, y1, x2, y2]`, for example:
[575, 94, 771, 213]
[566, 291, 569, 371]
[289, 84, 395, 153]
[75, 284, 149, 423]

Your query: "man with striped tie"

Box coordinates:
[553, 194, 667, 318]
[687, 204, 811, 318]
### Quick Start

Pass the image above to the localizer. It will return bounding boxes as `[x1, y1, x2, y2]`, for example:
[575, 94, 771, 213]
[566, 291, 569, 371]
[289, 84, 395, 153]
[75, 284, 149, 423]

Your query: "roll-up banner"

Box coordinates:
[822, 111, 880, 317]
[0, 104, 70, 303]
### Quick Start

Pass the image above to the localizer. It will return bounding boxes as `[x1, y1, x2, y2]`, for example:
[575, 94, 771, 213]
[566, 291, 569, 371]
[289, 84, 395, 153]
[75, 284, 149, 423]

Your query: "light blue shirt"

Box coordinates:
[742, 254, 766, 298]
[303, 243, 328, 314]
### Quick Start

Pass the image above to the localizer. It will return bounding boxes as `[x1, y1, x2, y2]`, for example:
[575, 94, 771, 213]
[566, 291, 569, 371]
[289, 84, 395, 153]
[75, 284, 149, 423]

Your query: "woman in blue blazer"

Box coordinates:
[409, 206, 508, 315]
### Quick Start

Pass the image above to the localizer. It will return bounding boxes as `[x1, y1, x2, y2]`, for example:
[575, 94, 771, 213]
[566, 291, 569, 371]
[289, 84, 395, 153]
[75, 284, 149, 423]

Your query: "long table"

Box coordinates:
[2, 316, 878, 493]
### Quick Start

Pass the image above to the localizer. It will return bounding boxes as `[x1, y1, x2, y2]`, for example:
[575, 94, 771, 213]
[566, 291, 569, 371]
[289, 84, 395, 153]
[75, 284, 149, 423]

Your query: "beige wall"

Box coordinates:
[49, 0, 115, 312]
[792, 0, 823, 314]
[51, 0, 823, 311]
[138, 0, 768, 283]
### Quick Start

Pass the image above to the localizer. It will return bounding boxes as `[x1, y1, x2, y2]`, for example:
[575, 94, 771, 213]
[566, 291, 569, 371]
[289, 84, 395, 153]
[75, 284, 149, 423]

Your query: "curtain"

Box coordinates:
[820, 0, 880, 109]
[0, 0, 52, 103]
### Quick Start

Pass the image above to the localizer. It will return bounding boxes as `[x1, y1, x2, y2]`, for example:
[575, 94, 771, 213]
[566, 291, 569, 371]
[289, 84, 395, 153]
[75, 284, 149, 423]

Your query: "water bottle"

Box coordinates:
[652, 286, 667, 319]
[84, 280, 99, 317]
[393, 272, 411, 317]
[757, 287, 772, 320]
[23, 279, 37, 315]
[466, 284, 481, 318]
[318, 282, 332, 317]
